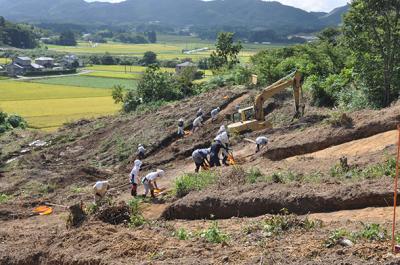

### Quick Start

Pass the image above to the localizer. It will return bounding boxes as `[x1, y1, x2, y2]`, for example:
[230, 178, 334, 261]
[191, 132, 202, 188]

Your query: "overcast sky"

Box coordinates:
[85, 0, 349, 12]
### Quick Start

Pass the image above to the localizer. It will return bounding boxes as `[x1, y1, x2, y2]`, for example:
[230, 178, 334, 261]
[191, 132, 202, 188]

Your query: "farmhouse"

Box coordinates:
[6, 56, 45, 76]
[6, 55, 80, 77]
[175, 61, 197, 74]
[35, 57, 55, 68]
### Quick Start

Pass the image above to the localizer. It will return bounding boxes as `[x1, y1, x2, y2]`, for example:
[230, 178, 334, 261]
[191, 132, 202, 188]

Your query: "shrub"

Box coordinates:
[246, 167, 264, 184]
[128, 198, 146, 227]
[173, 171, 217, 198]
[199, 221, 229, 243]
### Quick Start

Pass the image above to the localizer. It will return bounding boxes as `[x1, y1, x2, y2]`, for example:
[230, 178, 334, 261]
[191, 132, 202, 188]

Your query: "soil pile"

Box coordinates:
[162, 177, 396, 220]
[95, 203, 130, 225]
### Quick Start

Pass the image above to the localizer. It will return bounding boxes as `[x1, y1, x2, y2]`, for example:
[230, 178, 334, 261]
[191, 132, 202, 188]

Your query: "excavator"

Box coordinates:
[227, 70, 304, 134]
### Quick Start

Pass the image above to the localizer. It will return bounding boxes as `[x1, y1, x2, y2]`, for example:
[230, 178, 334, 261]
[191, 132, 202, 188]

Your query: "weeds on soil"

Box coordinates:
[173, 228, 191, 240]
[173, 171, 217, 198]
[128, 198, 146, 227]
[325, 223, 387, 248]
[330, 156, 396, 180]
[199, 221, 229, 244]
[0, 193, 12, 203]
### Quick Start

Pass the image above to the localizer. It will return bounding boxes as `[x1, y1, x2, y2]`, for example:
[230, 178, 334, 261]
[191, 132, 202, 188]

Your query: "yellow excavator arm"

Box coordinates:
[254, 70, 302, 121]
[228, 71, 303, 134]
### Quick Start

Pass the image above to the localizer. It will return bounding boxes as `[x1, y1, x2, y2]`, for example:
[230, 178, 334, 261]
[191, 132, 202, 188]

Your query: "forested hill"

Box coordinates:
[0, 0, 348, 34]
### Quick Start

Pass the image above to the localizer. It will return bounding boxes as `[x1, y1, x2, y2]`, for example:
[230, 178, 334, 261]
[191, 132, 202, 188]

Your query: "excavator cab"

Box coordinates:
[231, 106, 255, 123]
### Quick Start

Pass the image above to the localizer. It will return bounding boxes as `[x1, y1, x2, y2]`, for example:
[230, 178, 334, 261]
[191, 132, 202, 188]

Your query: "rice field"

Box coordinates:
[30, 75, 138, 89]
[0, 58, 11, 64]
[0, 80, 119, 130]
[47, 40, 258, 62]
[85, 65, 175, 73]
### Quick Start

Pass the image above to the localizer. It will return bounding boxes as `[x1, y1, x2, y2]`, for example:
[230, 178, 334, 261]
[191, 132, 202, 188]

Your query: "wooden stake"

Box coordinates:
[392, 125, 400, 253]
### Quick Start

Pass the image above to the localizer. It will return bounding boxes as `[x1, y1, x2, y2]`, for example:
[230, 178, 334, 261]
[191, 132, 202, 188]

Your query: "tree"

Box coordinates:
[58, 30, 77, 46]
[147, 31, 157, 43]
[141, 51, 157, 65]
[137, 65, 180, 103]
[343, 0, 400, 107]
[209, 32, 242, 70]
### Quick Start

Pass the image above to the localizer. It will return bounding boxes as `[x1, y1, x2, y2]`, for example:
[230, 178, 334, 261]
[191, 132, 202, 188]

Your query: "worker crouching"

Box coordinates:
[141, 169, 165, 198]
[255, 136, 269, 153]
[93, 180, 110, 205]
[192, 148, 210, 173]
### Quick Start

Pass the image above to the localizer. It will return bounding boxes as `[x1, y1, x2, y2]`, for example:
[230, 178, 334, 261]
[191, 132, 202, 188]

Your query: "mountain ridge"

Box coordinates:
[0, 0, 348, 34]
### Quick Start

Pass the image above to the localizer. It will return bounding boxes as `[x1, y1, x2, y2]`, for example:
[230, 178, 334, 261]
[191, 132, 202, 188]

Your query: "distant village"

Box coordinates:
[1, 55, 82, 77]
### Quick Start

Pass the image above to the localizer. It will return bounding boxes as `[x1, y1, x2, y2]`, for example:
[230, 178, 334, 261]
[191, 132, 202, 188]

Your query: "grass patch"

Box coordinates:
[0, 193, 12, 204]
[173, 171, 217, 198]
[173, 228, 191, 240]
[330, 156, 396, 180]
[199, 221, 229, 244]
[242, 209, 322, 238]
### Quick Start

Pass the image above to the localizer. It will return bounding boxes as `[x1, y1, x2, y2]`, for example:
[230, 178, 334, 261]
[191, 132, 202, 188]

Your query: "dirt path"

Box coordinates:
[309, 206, 395, 224]
[287, 130, 398, 161]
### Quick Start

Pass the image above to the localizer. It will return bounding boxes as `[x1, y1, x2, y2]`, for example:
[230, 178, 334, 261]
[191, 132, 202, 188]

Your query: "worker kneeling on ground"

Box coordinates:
[256, 136, 269, 153]
[93, 180, 110, 204]
[141, 169, 165, 198]
[192, 116, 203, 133]
[210, 107, 220, 122]
[192, 148, 210, 173]
[129, 159, 142, 197]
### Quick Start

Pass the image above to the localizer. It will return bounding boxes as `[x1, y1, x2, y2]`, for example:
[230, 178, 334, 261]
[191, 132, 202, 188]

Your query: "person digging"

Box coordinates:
[255, 136, 269, 153]
[210, 107, 220, 122]
[137, 144, 146, 159]
[141, 169, 165, 198]
[192, 148, 211, 173]
[192, 115, 203, 133]
[129, 159, 142, 197]
[93, 180, 110, 205]
[214, 131, 230, 166]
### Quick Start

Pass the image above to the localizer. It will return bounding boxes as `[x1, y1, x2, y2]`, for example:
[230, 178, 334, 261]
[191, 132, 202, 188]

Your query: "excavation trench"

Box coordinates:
[162, 179, 396, 220]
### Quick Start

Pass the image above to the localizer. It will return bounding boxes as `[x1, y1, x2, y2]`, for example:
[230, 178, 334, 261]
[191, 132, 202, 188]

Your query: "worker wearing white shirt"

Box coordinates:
[129, 160, 142, 197]
[192, 116, 203, 132]
[93, 180, 110, 204]
[141, 169, 165, 198]
[210, 107, 220, 122]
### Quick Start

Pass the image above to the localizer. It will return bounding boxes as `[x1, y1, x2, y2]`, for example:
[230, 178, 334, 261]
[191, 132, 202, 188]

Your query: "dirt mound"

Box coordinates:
[263, 104, 400, 160]
[162, 178, 396, 220]
[95, 203, 130, 225]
